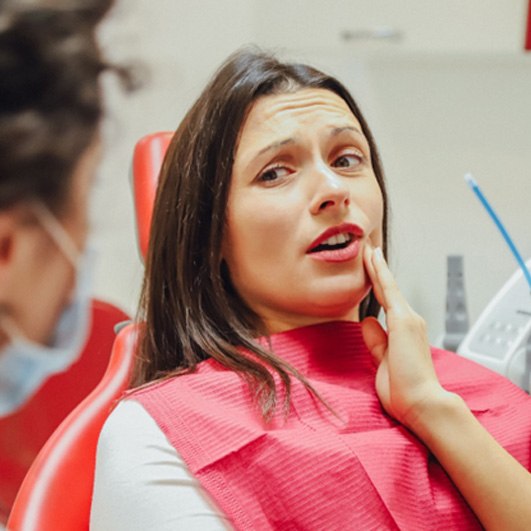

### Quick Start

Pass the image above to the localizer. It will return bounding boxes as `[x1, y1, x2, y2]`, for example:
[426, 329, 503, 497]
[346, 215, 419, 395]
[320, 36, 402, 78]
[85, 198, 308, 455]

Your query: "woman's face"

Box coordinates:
[223, 88, 384, 333]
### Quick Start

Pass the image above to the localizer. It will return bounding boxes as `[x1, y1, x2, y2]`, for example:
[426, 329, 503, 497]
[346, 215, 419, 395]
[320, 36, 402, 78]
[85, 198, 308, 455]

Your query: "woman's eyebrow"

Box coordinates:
[252, 125, 364, 160]
[330, 125, 364, 137]
[256, 137, 295, 158]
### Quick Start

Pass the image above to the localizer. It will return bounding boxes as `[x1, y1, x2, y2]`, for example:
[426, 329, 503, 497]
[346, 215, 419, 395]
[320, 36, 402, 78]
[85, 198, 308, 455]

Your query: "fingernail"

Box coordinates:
[374, 247, 384, 261]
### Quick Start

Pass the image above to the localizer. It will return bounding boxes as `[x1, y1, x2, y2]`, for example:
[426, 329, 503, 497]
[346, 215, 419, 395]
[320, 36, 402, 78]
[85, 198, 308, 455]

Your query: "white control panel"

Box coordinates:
[458, 259, 531, 392]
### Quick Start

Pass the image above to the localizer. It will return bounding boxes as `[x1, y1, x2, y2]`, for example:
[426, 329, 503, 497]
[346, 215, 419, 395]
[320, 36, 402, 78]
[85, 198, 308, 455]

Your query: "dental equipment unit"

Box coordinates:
[451, 174, 531, 393]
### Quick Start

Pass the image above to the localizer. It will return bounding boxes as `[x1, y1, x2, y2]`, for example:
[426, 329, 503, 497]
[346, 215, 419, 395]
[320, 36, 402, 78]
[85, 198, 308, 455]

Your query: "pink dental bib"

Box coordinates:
[134, 321, 531, 530]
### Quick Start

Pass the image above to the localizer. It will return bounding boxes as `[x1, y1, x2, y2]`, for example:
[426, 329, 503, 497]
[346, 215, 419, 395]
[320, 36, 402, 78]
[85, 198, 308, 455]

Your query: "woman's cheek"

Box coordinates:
[365, 185, 385, 247]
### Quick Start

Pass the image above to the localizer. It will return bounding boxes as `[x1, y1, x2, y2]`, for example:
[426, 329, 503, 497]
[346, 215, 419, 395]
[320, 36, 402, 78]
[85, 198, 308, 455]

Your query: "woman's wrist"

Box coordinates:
[404, 388, 470, 444]
[403, 387, 531, 530]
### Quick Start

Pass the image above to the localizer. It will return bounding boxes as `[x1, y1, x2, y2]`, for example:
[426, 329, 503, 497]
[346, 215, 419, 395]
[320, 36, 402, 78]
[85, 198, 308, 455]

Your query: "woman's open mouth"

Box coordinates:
[307, 223, 363, 263]
[309, 232, 353, 252]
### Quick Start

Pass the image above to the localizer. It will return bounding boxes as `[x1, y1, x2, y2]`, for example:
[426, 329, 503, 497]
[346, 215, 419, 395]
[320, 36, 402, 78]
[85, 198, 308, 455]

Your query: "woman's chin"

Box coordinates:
[300, 290, 369, 321]
[310, 280, 371, 313]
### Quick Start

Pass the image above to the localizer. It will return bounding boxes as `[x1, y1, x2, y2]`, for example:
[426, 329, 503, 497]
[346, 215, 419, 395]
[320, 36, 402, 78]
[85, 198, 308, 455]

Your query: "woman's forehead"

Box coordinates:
[243, 88, 359, 131]
[234, 88, 364, 162]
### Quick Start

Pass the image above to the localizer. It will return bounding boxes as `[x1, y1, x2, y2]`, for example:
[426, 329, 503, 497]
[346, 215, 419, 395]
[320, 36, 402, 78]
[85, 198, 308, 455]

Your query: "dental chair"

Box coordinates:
[0, 299, 129, 526]
[6, 322, 138, 531]
[6, 131, 172, 530]
[132, 131, 173, 260]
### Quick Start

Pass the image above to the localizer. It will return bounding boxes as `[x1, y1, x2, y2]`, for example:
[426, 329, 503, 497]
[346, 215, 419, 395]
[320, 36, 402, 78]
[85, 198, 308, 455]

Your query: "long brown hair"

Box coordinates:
[134, 48, 389, 418]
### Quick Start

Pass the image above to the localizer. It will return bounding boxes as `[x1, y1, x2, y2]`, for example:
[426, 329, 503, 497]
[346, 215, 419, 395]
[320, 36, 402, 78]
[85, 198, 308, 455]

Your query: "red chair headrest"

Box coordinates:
[132, 132, 173, 260]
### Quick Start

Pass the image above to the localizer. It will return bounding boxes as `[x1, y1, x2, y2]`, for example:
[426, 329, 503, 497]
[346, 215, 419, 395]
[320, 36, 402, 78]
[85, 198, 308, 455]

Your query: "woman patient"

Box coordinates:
[91, 49, 531, 530]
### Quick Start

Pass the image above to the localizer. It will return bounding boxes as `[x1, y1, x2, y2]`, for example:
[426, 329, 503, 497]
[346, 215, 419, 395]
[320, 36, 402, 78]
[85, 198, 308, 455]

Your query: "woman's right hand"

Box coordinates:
[360, 245, 455, 431]
[361, 245, 531, 531]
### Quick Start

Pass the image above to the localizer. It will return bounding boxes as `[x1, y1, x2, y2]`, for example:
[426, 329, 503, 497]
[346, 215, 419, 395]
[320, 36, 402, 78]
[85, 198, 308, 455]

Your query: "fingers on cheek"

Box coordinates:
[365, 258, 383, 304]
[363, 246, 375, 278]
[373, 258, 394, 292]
[363, 246, 388, 309]
[372, 260, 410, 314]
[371, 257, 391, 302]
[372, 262, 389, 305]
[364, 248, 379, 294]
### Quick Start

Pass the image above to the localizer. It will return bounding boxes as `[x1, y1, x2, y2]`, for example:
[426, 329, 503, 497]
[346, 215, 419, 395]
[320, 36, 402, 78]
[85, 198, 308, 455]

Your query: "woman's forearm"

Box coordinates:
[363, 247, 531, 529]
[409, 392, 531, 531]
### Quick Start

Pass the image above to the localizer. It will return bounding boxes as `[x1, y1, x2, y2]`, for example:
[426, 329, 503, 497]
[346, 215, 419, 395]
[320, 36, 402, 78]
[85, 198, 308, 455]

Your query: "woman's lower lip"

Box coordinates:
[307, 239, 360, 263]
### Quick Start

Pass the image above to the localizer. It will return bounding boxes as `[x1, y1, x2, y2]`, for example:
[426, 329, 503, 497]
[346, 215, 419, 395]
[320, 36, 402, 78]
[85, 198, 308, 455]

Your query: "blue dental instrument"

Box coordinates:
[464, 172, 531, 292]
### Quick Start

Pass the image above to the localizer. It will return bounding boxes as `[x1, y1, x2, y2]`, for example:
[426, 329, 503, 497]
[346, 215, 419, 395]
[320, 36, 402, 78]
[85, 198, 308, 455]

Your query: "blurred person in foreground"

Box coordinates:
[0, 0, 132, 524]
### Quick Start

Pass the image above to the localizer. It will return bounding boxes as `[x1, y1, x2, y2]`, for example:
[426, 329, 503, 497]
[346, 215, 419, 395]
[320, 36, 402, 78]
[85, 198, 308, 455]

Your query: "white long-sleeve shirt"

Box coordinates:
[90, 400, 232, 530]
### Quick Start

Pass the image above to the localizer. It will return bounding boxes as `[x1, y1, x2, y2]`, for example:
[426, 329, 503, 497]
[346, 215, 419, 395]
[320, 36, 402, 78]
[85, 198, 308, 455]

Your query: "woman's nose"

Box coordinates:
[309, 166, 350, 215]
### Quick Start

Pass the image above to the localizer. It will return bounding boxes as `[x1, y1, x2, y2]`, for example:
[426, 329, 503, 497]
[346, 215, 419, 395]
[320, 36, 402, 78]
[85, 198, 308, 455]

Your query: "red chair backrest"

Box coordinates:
[0, 300, 129, 524]
[132, 131, 173, 260]
[5, 130, 169, 528]
[6, 322, 138, 531]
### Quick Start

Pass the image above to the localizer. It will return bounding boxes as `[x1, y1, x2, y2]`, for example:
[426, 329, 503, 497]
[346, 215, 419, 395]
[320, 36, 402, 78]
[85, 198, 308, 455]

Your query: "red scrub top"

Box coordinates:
[0, 300, 129, 524]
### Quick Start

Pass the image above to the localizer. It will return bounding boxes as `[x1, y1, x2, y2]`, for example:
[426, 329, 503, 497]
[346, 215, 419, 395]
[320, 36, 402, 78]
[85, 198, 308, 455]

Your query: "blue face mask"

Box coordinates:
[0, 203, 95, 417]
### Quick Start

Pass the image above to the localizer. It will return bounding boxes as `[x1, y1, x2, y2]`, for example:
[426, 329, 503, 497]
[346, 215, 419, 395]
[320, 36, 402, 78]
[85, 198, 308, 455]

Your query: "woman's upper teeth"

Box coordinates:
[323, 232, 351, 246]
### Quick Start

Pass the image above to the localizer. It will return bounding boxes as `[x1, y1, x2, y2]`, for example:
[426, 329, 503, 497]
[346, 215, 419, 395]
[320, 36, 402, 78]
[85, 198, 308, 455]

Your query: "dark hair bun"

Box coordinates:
[0, 0, 112, 114]
[0, 0, 115, 211]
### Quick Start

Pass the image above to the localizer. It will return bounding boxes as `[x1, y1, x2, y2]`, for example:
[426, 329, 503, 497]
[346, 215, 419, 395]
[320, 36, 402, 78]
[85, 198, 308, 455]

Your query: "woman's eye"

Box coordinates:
[258, 165, 291, 184]
[332, 153, 363, 169]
